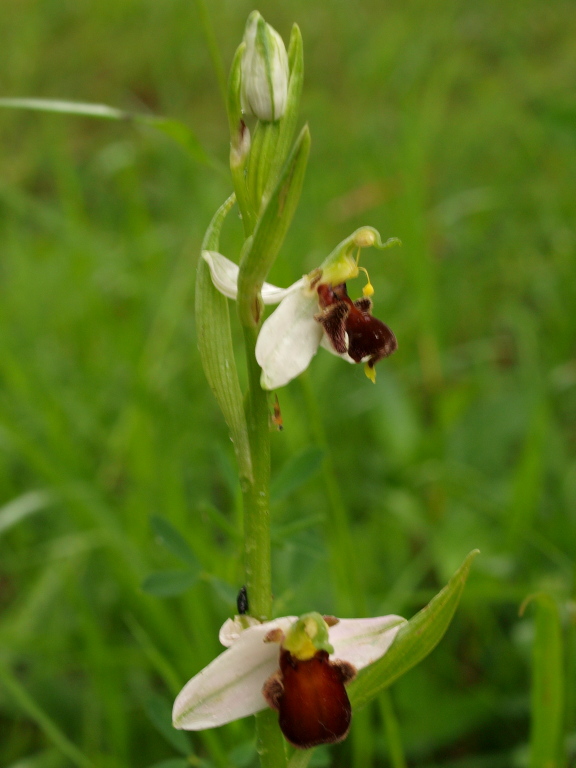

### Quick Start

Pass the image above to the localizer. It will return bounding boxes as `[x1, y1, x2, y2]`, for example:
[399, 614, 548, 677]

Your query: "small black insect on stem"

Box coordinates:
[237, 585, 249, 615]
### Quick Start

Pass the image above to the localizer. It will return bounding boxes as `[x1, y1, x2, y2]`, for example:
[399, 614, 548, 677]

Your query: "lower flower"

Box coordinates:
[172, 612, 405, 748]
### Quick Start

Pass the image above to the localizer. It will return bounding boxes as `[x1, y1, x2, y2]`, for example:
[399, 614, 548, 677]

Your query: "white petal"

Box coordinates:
[256, 291, 323, 389]
[219, 615, 265, 647]
[173, 617, 295, 730]
[320, 334, 355, 364]
[330, 615, 405, 670]
[202, 251, 304, 305]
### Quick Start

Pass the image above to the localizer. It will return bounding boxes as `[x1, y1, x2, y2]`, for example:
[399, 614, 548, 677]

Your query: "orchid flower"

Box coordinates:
[173, 612, 405, 748]
[203, 226, 400, 390]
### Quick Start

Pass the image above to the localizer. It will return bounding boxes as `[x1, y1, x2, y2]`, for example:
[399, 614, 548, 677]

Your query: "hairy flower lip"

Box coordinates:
[172, 614, 405, 731]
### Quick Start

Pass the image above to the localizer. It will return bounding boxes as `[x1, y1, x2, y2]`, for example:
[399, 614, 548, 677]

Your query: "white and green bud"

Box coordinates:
[241, 11, 289, 122]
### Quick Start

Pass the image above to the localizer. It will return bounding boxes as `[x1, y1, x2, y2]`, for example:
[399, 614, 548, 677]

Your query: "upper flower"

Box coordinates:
[240, 11, 289, 122]
[172, 612, 405, 746]
[202, 227, 400, 390]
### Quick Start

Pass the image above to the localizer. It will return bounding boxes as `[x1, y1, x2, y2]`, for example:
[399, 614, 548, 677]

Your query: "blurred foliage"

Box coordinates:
[1, 0, 575, 766]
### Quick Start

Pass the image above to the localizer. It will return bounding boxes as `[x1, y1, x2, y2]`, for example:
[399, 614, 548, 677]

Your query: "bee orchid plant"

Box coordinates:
[0, 8, 479, 768]
[182, 11, 477, 768]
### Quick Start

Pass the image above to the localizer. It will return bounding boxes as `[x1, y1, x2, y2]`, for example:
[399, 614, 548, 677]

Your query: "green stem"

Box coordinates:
[286, 747, 313, 768]
[238, 283, 284, 768]
[255, 708, 288, 768]
[241, 324, 272, 621]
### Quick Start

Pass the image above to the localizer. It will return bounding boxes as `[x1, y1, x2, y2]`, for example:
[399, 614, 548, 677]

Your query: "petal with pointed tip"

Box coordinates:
[173, 617, 295, 730]
[256, 291, 323, 389]
[329, 616, 405, 669]
[202, 251, 304, 305]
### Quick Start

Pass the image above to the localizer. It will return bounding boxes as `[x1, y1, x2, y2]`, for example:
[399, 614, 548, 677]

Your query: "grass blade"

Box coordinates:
[520, 593, 565, 768]
[0, 97, 221, 169]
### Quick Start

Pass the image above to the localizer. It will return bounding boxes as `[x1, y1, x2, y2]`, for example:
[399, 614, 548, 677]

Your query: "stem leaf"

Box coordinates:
[349, 549, 479, 709]
[264, 23, 304, 199]
[196, 195, 253, 484]
[237, 124, 310, 325]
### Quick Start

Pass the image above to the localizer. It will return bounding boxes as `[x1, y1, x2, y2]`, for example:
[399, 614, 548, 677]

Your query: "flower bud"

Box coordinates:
[241, 11, 289, 122]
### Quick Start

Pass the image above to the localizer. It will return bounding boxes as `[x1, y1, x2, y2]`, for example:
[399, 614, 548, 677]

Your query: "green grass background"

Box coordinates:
[1, 0, 575, 766]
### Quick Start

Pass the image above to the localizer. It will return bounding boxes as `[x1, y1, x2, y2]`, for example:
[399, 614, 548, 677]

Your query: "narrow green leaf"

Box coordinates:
[0, 96, 129, 119]
[199, 502, 242, 541]
[270, 447, 324, 502]
[196, 195, 253, 484]
[237, 124, 311, 326]
[272, 513, 325, 540]
[145, 760, 190, 768]
[144, 694, 192, 755]
[349, 549, 480, 709]
[150, 515, 199, 567]
[507, 403, 548, 541]
[125, 615, 183, 695]
[194, 0, 227, 105]
[520, 593, 564, 768]
[150, 116, 222, 170]
[0, 489, 53, 537]
[141, 570, 199, 597]
[0, 659, 95, 768]
[0, 97, 221, 170]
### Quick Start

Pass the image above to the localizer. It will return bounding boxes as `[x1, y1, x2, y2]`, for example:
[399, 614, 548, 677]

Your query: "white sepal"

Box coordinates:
[202, 251, 304, 305]
[330, 615, 405, 669]
[173, 617, 296, 730]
